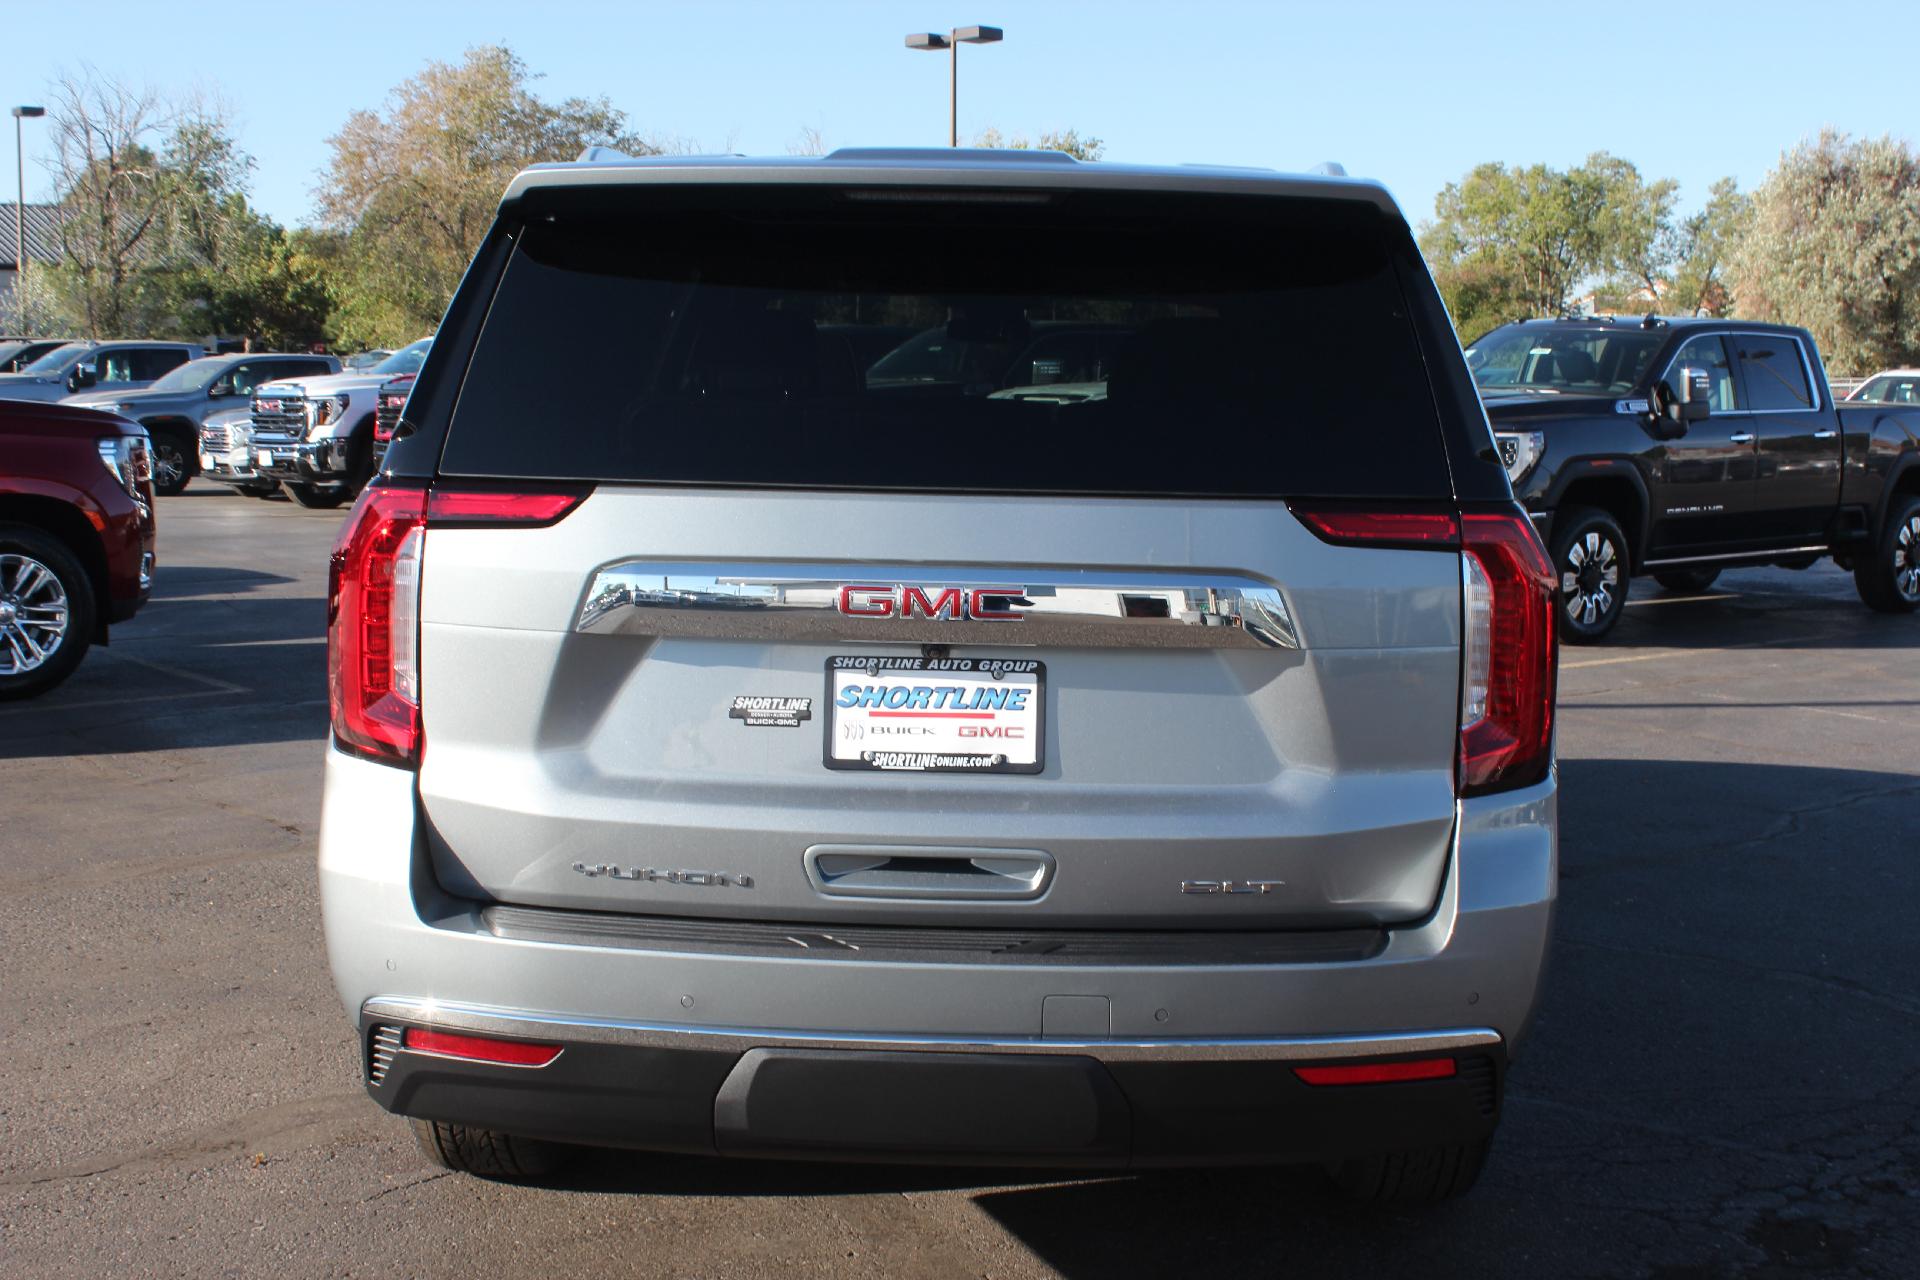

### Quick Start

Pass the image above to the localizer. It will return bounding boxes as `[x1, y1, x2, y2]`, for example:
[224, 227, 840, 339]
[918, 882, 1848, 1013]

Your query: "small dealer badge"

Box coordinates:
[729, 695, 813, 728]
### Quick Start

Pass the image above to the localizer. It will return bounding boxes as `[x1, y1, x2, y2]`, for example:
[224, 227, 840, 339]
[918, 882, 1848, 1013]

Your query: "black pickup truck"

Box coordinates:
[1468, 316, 1920, 640]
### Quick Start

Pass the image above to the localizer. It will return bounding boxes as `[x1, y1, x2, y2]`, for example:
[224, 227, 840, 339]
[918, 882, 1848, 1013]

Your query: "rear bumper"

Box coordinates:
[320, 748, 1555, 1165]
[363, 1005, 1502, 1166]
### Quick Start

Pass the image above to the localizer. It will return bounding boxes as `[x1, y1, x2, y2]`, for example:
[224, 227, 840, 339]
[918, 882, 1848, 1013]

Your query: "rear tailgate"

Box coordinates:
[411, 179, 1469, 931]
[417, 490, 1459, 927]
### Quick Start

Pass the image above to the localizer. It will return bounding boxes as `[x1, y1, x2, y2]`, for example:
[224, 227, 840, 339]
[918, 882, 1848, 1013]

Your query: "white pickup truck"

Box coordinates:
[248, 338, 430, 508]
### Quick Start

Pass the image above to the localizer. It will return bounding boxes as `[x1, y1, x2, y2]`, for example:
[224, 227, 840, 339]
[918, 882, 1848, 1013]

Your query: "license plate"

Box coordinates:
[257, 449, 273, 467]
[825, 656, 1044, 773]
[227, 448, 249, 468]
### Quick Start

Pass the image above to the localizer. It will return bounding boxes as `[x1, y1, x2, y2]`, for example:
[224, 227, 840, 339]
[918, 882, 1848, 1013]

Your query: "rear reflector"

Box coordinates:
[1295, 1057, 1457, 1086]
[402, 1027, 561, 1067]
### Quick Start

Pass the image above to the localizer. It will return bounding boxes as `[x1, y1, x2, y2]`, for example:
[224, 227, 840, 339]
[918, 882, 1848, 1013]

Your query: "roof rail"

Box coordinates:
[825, 146, 1078, 164]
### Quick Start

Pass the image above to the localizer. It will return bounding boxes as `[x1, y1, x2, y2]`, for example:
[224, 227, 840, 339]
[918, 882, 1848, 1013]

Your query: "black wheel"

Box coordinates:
[1325, 1135, 1492, 1206]
[148, 430, 194, 496]
[409, 1118, 567, 1180]
[1855, 494, 1920, 614]
[284, 482, 350, 510]
[0, 524, 97, 701]
[1549, 506, 1630, 643]
[1653, 568, 1719, 593]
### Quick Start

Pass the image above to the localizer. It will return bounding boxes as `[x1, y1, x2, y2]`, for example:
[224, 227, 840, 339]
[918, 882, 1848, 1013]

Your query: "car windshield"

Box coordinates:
[146, 357, 231, 394]
[21, 342, 88, 375]
[1465, 325, 1666, 395]
[372, 340, 431, 375]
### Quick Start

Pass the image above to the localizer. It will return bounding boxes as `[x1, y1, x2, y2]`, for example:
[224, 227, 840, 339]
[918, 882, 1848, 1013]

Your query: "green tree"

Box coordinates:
[319, 46, 654, 348]
[1728, 131, 1920, 375]
[173, 204, 333, 349]
[1422, 153, 1679, 339]
[41, 72, 245, 337]
[974, 127, 1106, 161]
[1661, 178, 1750, 317]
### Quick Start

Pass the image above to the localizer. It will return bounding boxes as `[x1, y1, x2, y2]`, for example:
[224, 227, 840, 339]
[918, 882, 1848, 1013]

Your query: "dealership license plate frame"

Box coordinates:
[823, 655, 1045, 774]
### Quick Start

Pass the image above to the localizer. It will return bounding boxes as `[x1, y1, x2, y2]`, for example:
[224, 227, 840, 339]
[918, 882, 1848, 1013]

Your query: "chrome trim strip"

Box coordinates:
[1641, 543, 1828, 568]
[576, 561, 1298, 649]
[363, 998, 1499, 1063]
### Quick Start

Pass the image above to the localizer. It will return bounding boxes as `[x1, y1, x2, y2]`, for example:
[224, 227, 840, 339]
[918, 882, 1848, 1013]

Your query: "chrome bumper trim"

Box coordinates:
[576, 561, 1299, 649]
[363, 997, 1498, 1063]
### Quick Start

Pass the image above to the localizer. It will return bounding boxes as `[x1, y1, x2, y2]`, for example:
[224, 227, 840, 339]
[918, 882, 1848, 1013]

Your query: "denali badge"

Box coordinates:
[836, 584, 1031, 621]
[1180, 879, 1285, 895]
[572, 863, 754, 888]
[729, 695, 812, 728]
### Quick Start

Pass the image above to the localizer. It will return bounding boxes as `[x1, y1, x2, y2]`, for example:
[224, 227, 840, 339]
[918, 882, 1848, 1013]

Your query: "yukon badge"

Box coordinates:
[573, 863, 754, 888]
[836, 584, 1031, 621]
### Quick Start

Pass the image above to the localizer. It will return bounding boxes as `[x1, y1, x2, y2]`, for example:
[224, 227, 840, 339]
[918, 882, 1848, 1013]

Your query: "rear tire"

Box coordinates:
[1653, 568, 1719, 593]
[1325, 1135, 1492, 1206]
[1855, 494, 1920, 614]
[409, 1118, 567, 1180]
[1549, 506, 1630, 643]
[285, 481, 349, 510]
[0, 524, 97, 701]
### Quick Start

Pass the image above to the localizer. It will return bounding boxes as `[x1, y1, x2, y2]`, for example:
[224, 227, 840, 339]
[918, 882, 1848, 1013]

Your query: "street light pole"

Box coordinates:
[11, 106, 45, 303]
[905, 25, 1002, 147]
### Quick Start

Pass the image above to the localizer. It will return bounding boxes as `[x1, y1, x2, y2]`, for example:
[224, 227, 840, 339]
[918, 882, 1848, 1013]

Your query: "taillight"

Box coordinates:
[1288, 500, 1556, 798]
[1458, 507, 1557, 796]
[327, 483, 586, 767]
[328, 485, 427, 765]
[1289, 504, 1461, 549]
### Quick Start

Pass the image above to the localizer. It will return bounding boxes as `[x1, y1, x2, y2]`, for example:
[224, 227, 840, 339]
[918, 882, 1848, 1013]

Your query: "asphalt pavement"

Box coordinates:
[3, 486, 1917, 1279]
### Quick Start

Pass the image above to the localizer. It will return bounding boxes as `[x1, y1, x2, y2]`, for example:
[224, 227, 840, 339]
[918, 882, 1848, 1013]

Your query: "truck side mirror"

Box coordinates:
[1676, 365, 1712, 422]
[69, 362, 97, 391]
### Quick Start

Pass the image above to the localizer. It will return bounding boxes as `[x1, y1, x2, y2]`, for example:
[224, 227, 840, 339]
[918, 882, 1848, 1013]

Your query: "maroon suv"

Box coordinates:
[0, 399, 156, 698]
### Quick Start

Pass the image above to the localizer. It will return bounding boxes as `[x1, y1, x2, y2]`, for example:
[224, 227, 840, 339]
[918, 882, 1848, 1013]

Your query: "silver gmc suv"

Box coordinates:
[320, 148, 1559, 1203]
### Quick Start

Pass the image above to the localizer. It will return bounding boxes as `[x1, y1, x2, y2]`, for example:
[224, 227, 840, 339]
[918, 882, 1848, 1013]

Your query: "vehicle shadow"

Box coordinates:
[516, 757, 1920, 1279]
[1606, 562, 1917, 651]
[150, 565, 298, 599]
[0, 594, 328, 758]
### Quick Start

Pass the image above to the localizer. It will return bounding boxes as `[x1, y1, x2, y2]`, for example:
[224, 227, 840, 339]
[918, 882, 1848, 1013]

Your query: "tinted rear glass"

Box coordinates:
[441, 186, 1450, 497]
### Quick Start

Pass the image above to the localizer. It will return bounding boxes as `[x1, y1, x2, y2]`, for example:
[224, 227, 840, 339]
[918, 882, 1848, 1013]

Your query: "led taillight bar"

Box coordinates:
[402, 1027, 561, 1067]
[1294, 1057, 1457, 1086]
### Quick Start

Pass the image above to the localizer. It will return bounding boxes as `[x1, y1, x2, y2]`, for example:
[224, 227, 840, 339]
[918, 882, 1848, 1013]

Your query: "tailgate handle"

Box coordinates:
[805, 845, 1054, 901]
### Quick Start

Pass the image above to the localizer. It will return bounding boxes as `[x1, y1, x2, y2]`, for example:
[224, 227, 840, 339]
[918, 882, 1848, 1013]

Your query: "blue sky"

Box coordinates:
[5, 0, 1914, 231]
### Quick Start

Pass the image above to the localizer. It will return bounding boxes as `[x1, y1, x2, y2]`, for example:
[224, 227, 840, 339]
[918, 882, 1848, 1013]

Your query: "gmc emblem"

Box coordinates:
[836, 584, 1030, 621]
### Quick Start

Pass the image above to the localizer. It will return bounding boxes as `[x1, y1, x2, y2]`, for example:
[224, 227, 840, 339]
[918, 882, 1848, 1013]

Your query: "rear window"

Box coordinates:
[440, 186, 1452, 497]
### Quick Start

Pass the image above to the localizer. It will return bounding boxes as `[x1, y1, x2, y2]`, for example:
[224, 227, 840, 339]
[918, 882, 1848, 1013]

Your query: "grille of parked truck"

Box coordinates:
[249, 340, 431, 509]
[319, 147, 1559, 1204]
[1470, 316, 1920, 641]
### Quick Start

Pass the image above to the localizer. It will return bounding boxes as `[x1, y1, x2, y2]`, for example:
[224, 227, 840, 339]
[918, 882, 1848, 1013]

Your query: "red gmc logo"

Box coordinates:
[836, 585, 1028, 621]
